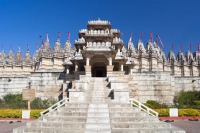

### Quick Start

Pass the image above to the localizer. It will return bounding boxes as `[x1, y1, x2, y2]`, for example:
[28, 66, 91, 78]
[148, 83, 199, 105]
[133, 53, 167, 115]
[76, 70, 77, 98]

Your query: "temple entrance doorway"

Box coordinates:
[92, 63, 107, 77]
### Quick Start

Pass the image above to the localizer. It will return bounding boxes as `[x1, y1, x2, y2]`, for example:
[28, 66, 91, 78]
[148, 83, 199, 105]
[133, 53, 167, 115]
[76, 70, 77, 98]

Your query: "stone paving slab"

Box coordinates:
[0, 120, 200, 133]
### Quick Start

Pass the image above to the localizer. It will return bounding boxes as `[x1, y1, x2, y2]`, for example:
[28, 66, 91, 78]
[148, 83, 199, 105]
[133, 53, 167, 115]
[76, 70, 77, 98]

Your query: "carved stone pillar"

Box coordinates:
[75, 62, 78, 71]
[86, 57, 90, 66]
[107, 65, 114, 76]
[66, 66, 70, 74]
[109, 57, 112, 65]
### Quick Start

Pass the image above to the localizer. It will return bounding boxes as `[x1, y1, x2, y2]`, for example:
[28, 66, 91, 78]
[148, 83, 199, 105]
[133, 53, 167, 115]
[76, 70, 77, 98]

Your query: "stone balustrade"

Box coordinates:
[87, 42, 111, 47]
[88, 20, 110, 24]
[86, 30, 111, 35]
[113, 37, 123, 43]
[111, 29, 120, 33]
[79, 29, 87, 33]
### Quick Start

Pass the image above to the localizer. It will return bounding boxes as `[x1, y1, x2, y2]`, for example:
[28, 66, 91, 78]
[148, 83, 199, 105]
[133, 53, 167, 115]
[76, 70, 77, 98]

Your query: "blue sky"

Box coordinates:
[0, 0, 199, 57]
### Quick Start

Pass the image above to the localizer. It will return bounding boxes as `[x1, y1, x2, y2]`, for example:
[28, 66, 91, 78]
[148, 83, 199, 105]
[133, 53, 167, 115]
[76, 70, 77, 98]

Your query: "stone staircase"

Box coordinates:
[13, 77, 185, 133]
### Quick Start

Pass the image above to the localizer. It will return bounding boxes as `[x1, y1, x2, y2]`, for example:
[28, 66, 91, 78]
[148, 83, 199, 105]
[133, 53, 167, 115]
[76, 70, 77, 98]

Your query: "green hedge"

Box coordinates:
[153, 109, 200, 116]
[0, 109, 44, 118]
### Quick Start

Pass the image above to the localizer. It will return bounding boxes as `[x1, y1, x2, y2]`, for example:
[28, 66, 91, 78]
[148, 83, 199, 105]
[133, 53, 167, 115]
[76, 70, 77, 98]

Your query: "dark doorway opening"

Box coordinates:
[92, 66, 106, 77]
[96, 70, 103, 77]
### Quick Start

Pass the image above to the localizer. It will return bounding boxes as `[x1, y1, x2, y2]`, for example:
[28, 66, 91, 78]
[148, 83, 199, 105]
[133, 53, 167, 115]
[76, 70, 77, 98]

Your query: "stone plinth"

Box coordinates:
[107, 65, 114, 76]
[68, 89, 85, 102]
[114, 89, 129, 102]
[84, 66, 91, 76]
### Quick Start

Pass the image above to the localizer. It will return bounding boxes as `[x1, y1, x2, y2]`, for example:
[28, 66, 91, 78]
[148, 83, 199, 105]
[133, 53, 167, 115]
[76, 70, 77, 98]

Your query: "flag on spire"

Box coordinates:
[198, 44, 200, 53]
[150, 32, 153, 42]
[26, 44, 29, 51]
[129, 32, 132, 42]
[36, 44, 38, 50]
[180, 44, 183, 51]
[18, 44, 21, 51]
[120, 32, 123, 39]
[172, 44, 174, 51]
[46, 32, 49, 42]
[68, 32, 70, 42]
[162, 43, 164, 50]
[58, 32, 60, 40]
[1, 44, 3, 51]
[140, 31, 143, 41]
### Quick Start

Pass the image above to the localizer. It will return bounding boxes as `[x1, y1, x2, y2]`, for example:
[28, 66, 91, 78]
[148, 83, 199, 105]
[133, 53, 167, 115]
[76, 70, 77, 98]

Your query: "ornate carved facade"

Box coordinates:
[0, 19, 199, 104]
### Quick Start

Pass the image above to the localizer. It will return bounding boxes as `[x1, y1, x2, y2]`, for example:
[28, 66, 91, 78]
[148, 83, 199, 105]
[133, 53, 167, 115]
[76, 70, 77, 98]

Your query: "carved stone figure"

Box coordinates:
[185, 50, 194, 64]
[5, 50, 15, 65]
[146, 41, 155, 54]
[167, 51, 176, 63]
[176, 50, 185, 63]
[121, 46, 127, 57]
[137, 40, 146, 53]
[0, 51, 6, 65]
[53, 40, 63, 57]
[23, 51, 33, 65]
[33, 50, 39, 62]
[160, 51, 167, 62]
[15, 51, 23, 65]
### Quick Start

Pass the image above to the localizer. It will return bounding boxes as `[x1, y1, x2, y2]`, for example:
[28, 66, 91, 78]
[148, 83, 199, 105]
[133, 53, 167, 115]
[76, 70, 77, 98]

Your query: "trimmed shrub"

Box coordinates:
[0, 109, 44, 118]
[153, 109, 169, 116]
[153, 108, 200, 116]
[0, 109, 22, 118]
[30, 110, 44, 118]
[178, 109, 200, 116]
[144, 100, 168, 109]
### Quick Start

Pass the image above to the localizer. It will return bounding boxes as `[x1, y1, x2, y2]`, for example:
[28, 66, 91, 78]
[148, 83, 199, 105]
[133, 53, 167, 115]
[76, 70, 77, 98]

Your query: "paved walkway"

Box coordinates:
[1, 120, 200, 133]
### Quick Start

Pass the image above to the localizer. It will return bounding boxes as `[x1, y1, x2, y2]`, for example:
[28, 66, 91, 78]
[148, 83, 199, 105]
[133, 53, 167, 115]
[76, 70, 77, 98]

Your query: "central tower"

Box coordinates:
[64, 19, 128, 77]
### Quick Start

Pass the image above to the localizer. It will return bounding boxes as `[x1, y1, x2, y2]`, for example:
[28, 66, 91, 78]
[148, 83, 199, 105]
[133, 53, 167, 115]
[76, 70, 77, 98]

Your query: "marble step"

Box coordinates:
[49, 112, 87, 117]
[13, 126, 85, 133]
[65, 103, 89, 108]
[111, 128, 185, 133]
[87, 112, 109, 117]
[110, 121, 171, 129]
[57, 107, 88, 112]
[42, 116, 87, 122]
[85, 130, 111, 133]
[110, 116, 159, 123]
[85, 123, 111, 130]
[109, 112, 148, 117]
[27, 121, 85, 129]
[89, 103, 108, 107]
[109, 107, 140, 112]
[86, 117, 110, 123]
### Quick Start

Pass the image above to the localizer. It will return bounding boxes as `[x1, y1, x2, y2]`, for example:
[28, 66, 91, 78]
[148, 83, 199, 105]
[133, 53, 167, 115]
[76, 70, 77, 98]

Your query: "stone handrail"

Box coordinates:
[129, 98, 158, 117]
[87, 42, 111, 47]
[40, 98, 69, 116]
[88, 20, 110, 24]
